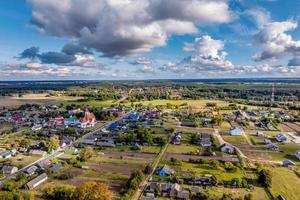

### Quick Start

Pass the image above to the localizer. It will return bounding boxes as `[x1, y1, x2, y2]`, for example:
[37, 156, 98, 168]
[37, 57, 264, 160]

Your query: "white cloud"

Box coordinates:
[180, 35, 234, 71]
[253, 20, 300, 61]
[28, 0, 232, 57]
[244, 8, 271, 28]
[136, 65, 157, 74]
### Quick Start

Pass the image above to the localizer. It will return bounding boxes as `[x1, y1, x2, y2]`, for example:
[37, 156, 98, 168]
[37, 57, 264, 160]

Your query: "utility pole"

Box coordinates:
[271, 83, 275, 102]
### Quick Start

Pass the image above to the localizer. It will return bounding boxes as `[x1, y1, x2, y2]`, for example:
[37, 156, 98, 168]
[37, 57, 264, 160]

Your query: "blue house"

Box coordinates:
[108, 122, 118, 130]
[157, 165, 175, 177]
[127, 113, 140, 121]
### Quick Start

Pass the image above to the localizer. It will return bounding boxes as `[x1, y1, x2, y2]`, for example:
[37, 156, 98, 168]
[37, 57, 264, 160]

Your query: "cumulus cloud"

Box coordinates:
[0, 62, 82, 78]
[28, 0, 232, 57]
[288, 57, 300, 66]
[136, 65, 157, 74]
[180, 35, 234, 71]
[19, 46, 39, 59]
[129, 57, 152, 65]
[62, 43, 92, 55]
[244, 8, 271, 28]
[253, 20, 300, 61]
[18, 46, 108, 69]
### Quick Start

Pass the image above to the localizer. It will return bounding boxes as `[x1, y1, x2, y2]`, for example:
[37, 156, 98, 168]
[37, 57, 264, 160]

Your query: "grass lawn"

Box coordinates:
[167, 144, 201, 154]
[223, 135, 248, 145]
[63, 100, 114, 107]
[204, 187, 270, 200]
[269, 167, 300, 200]
[175, 162, 246, 182]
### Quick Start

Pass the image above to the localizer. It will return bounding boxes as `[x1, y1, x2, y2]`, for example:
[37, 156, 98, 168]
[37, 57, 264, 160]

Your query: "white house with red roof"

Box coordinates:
[79, 110, 96, 128]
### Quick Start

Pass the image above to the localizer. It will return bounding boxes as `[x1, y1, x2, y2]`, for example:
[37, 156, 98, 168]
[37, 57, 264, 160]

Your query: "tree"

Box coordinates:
[19, 138, 31, 148]
[244, 194, 254, 200]
[258, 169, 272, 188]
[48, 135, 60, 152]
[44, 185, 75, 200]
[78, 146, 94, 161]
[143, 164, 152, 174]
[211, 175, 218, 186]
[73, 181, 111, 200]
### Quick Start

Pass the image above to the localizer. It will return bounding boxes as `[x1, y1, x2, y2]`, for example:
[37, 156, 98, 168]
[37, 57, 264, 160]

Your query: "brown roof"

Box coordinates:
[80, 112, 95, 123]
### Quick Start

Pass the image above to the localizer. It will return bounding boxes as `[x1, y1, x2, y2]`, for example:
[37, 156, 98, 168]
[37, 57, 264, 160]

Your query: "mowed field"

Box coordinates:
[269, 167, 300, 200]
[63, 100, 114, 107]
[0, 93, 82, 108]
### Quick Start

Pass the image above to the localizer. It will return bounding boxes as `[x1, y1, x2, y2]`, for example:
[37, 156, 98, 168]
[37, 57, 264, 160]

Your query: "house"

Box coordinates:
[24, 173, 48, 190]
[64, 116, 79, 127]
[172, 133, 182, 145]
[47, 116, 64, 127]
[79, 110, 96, 128]
[200, 133, 212, 147]
[276, 133, 289, 144]
[64, 147, 81, 155]
[177, 189, 190, 200]
[50, 163, 63, 173]
[190, 186, 202, 194]
[194, 175, 212, 186]
[127, 113, 140, 121]
[60, 136, 73, 147]
[1, 151, 12, 159]
[157, 165, 175, 177]
[28, 149, 47, 156]
[295, 150, 300, 160]
[256, 131, 264, 137]
[220, 144, 235, 154]
[2, 166, 18, 174]
[264, 139, 272, 145]
[37, 159, 51, 169]
[229, 127, 243, 136]
[282, 160, 296, 168]
[18, 147, 28, 153]
[169, 183, 181, 199]
[266, 143, 279, 152]
[26, 165, 38, 175]
[108, 122, 119, 130]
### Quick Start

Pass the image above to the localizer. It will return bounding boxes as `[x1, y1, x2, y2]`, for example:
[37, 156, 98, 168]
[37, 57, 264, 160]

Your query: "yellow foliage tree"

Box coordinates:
[73, 181, 111, 200]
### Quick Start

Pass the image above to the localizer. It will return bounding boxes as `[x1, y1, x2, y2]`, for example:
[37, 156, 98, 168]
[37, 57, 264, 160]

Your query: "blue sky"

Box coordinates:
[1, 0, 300, 80]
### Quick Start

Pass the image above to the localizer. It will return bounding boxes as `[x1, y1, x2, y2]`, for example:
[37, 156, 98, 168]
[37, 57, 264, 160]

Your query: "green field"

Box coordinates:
[175, 162, 246, 182]
[223, 135, 248, 145]
[204, 187, 270, 200]
[269, 167, 300, 200]
[63, 100, 114, 107]
[167, 144, 201, 154]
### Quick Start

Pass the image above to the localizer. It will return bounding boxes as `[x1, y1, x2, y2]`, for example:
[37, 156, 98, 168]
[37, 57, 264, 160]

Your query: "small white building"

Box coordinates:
[276, 133, 289, 144]
[229, 127, 243, 136]
[220, 144, 235, 154]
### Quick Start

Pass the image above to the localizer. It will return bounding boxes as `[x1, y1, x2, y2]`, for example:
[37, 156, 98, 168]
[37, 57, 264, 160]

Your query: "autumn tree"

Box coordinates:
[73, 181, 111, 200]
[48, 135, 60, 152]
[78, 146, 95, 161]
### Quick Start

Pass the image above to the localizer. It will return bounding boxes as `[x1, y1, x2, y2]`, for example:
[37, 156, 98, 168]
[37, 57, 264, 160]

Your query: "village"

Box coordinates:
[0, 89, 299, 200]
